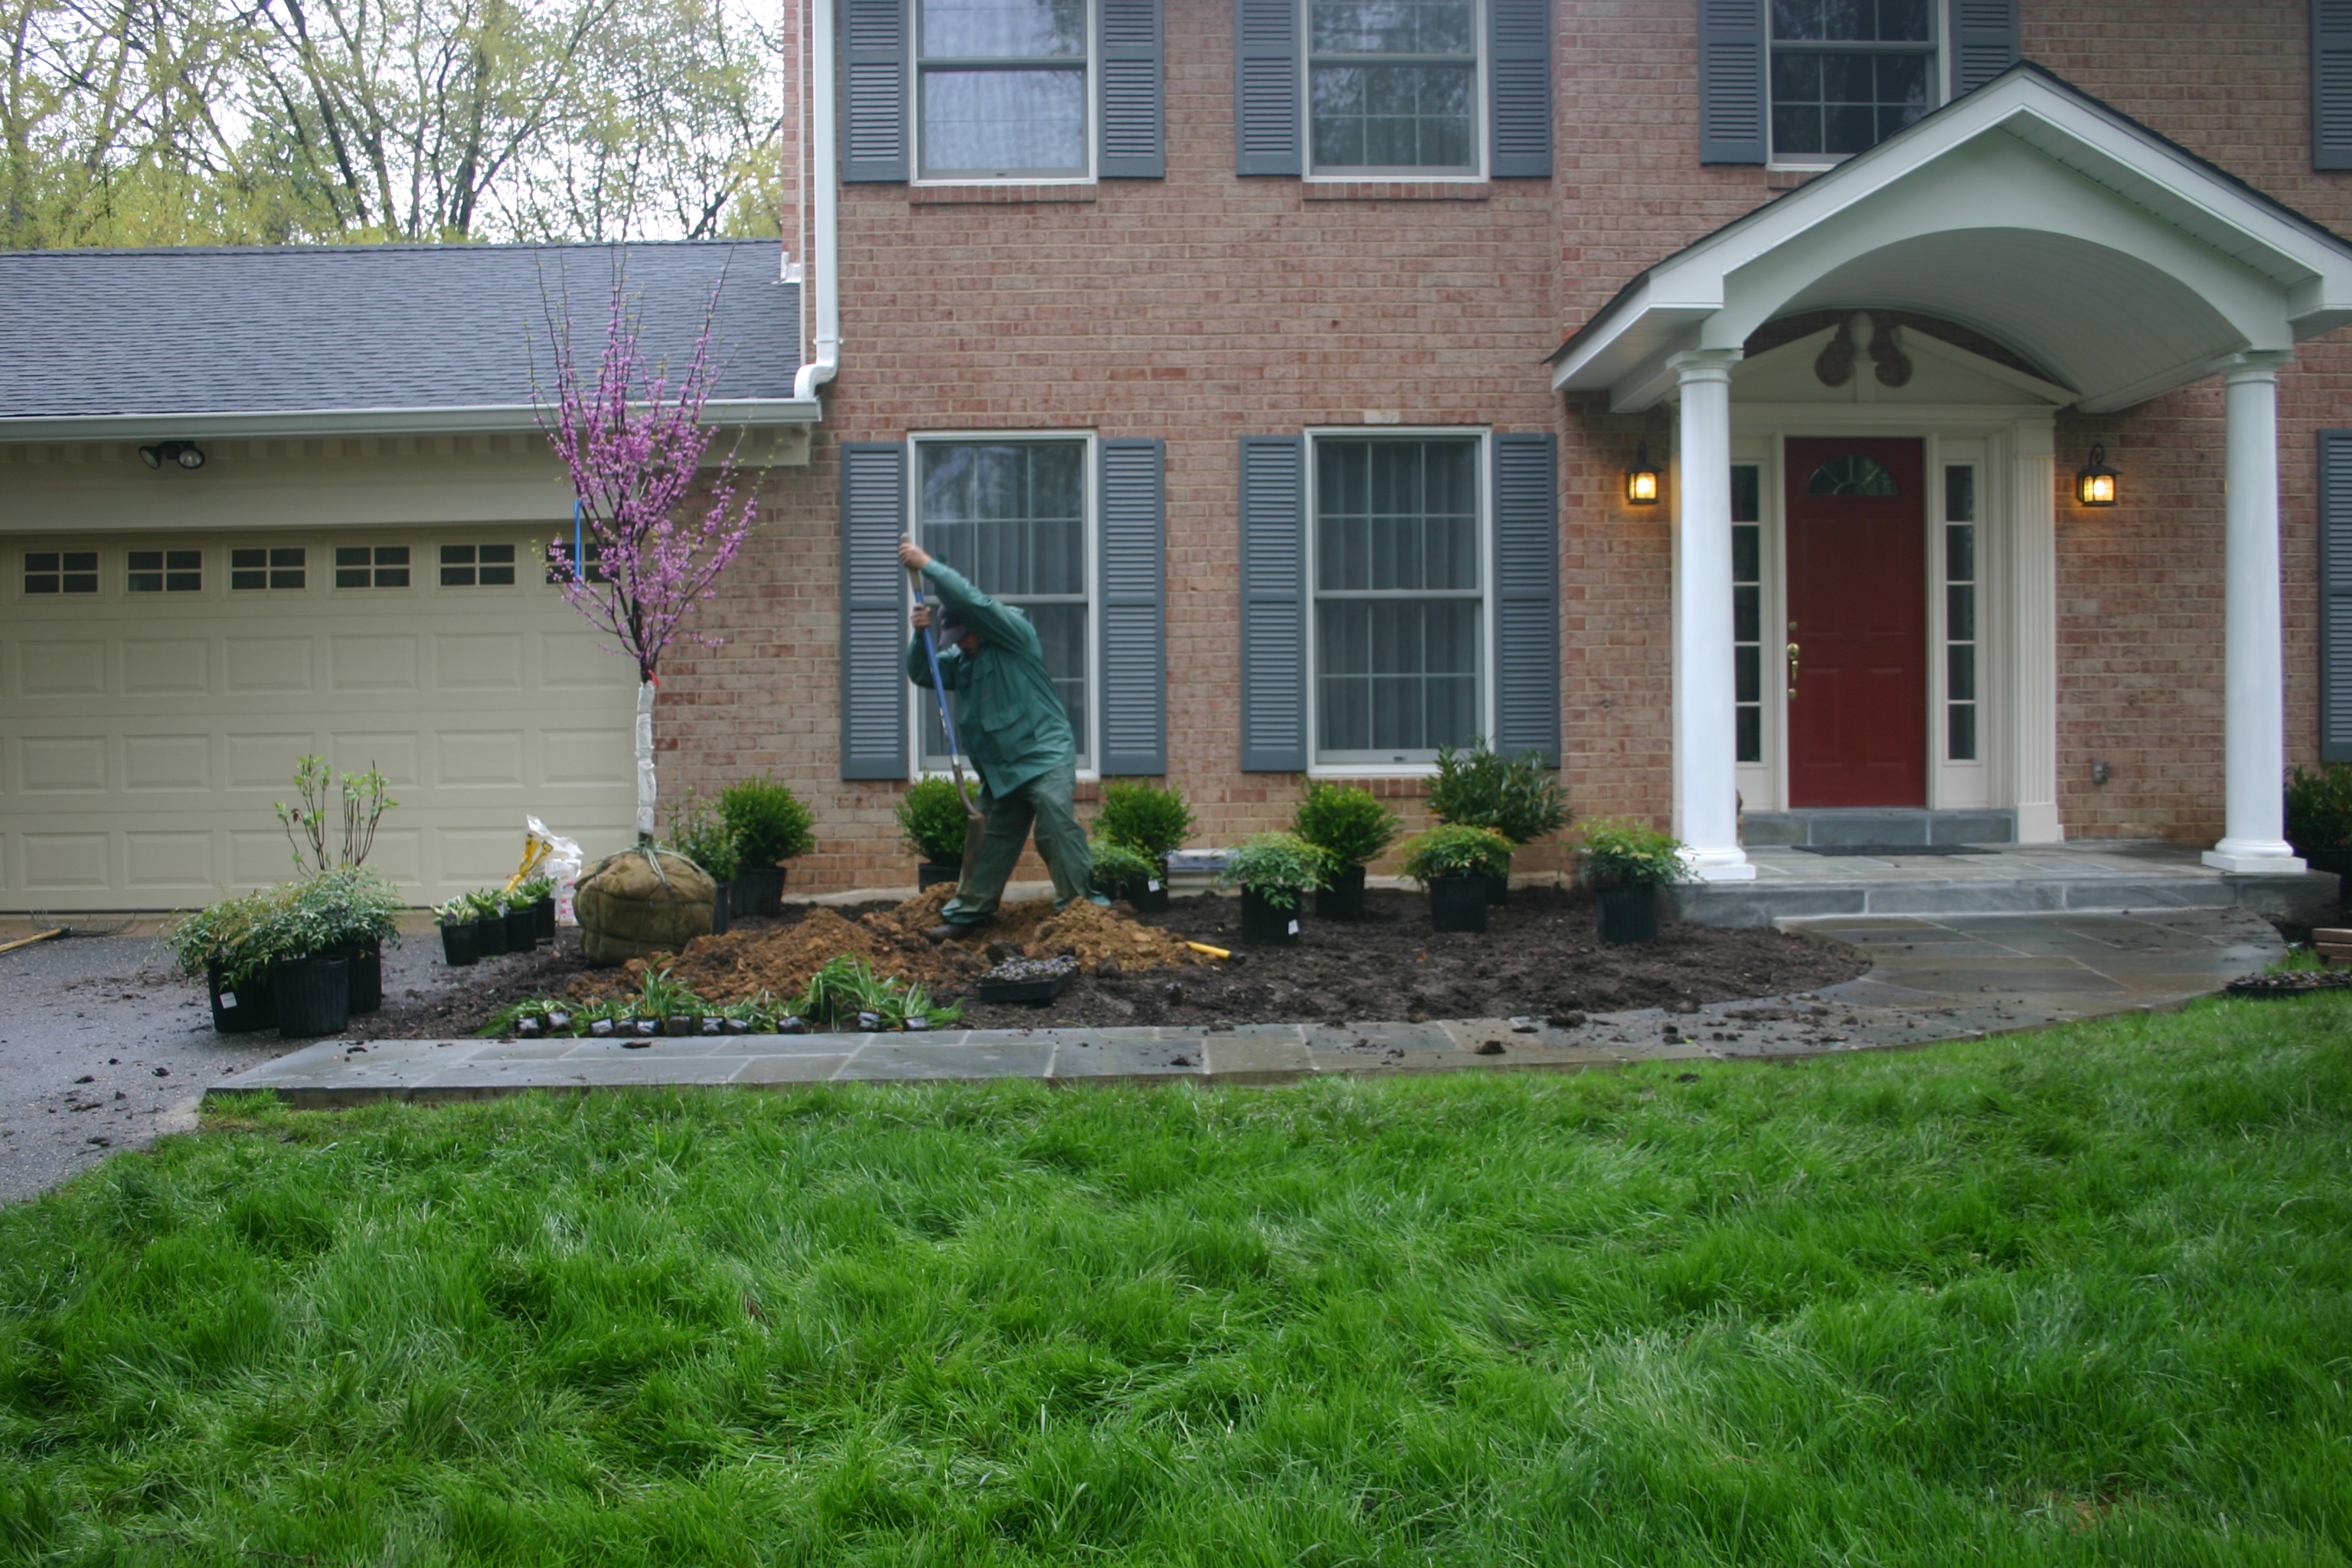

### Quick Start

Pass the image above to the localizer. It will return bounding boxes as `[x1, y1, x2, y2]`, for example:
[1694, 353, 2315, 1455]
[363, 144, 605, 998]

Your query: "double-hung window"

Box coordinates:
[1312, 435, 1483, 763]
[1769, 0, 1933, 162]
[914, 437, 1093, 770]
[1308, 0, 1478, 175]
[917, 0, 1088, 178]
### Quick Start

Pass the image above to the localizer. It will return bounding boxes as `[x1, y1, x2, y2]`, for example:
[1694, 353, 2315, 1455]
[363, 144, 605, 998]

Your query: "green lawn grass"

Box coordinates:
[5, 998, 2350, 1566]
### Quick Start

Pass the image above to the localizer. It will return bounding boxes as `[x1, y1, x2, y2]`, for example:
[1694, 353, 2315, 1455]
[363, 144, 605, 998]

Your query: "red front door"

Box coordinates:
[1785, 437, 1928, 808]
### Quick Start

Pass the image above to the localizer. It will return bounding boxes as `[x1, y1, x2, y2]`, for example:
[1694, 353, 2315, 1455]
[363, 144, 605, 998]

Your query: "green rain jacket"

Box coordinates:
[906, 561, 1076, 798]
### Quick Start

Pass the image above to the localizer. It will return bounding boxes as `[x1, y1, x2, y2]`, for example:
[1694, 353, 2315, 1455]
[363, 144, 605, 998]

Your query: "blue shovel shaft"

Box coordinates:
[910, 571, 982, 818]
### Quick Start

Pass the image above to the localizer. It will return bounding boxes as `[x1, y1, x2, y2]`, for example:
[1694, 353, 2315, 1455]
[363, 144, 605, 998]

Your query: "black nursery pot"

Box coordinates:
[1239, 889, 1302, 944]
[1428, 875, 1488, 933]
[1118, 874, 1171, 913]
[339, 938, 382, 1014]
[1596, 883, 1661, 944]
[439, 920, 479, 967]
[207, 960, 276, 1034]
[710, 881, 731, 936]
[1485, 861, 1513, 906]
[1315, 864, 1367, 922]
[475, 911, 508, 957]
[733, 867, 786, 916]
[917, 860, 962, 890]
[535, 896, 557, 940]
[273, 956, 351, 1037]
[505, 906, 537, 952]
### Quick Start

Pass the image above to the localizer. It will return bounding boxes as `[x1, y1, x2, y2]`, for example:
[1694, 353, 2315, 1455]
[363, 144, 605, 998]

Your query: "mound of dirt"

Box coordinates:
[569, 885, 1198, 1008]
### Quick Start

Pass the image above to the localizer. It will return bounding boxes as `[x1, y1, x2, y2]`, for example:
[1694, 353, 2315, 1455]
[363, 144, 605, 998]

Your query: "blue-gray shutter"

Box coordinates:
[1488, 0, 1550, 178]
[1948, 0, 2018, 95]
[1239, 436, 1308, 770]
[1099, 0, 1165, 178]
[1490, 433, 1560, 763]
[1234, 0, 1302, 176]
[1098, 438, 1167, 773]
[2317, 0, 2352, 170]
[1697, 0, 1766, 165]
[2321, 430, 2352, 761]
[840, 443, 909, 779]
[841, 0, 908, 182]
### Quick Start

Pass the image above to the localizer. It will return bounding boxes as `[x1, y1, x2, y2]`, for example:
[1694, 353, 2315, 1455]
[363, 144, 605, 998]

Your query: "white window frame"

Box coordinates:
[909, 0, 1097, 185]
[1764, 0, 1944, 172]
[1301, 0, 1487, 182]
[1304, 425, 1493, 776]
[906, 430, 1100, 779]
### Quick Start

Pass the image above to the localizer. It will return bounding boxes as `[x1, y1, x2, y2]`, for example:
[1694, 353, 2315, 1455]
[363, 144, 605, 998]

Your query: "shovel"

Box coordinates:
[909, 564, 991, 874]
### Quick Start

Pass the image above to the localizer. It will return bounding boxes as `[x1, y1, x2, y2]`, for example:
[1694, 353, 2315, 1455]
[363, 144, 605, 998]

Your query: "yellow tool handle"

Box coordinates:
[1184, 941, 1230, 959]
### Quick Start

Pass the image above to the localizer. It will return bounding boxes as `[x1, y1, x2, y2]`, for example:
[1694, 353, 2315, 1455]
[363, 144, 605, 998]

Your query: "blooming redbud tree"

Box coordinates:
[536, 263, 754, 843]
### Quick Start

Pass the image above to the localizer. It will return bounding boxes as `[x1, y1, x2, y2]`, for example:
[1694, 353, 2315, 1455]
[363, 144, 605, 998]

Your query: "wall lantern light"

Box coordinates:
[1625, 440, 1661, 505]
[2076, 443, 2117, 507]
[138, 440, 206, 471]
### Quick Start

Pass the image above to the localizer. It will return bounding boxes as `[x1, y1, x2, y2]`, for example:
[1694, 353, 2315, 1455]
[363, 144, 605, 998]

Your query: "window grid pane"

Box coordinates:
[1945, 505, 1977, 762]
[24, 550, 95, 594]
[1731, 469, 1764, 763]
[917, 0, 1085, 178]
[337, 545, 410, 589]
[1308, 0, 1475, 172]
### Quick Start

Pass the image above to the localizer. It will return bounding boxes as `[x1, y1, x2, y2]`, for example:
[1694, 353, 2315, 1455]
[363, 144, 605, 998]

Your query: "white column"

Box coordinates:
[2007, 426, 2063, 843]
[1672, 350, 1755, 881]
[2204, 354, 2306, 874]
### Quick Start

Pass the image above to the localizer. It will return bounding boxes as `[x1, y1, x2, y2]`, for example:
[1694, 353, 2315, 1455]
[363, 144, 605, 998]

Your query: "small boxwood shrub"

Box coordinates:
[899, 777, 973, 864]
[1094, 779, 1194, 864]
[1292, 781, 1402, 868]
[720, 778, 816, 866]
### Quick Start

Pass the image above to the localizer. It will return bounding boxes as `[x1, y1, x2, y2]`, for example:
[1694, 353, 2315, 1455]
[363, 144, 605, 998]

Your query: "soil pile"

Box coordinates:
[568, 885, 1199, 1008]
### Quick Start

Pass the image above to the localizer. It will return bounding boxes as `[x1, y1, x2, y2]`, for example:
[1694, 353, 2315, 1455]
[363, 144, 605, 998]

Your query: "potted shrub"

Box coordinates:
[664, 790, 743, 935]
[1427, 738, 1571, 904]
[289, 867, 402, 1014]
[1292, 780, 1401, 921]
[272, 952, 351, 1037]
[161, 887, 279, 1033]
[1580, 818, 1687, 944]
[1089, 838, 1163, 909]
[1214, 833, 1332, 944]
[1094, 780, 1194, 903]
[1398, 825, 1514, 934]
[515, 874, 557, 940]
[2286, 762, 2352, 882]
[898, 776, 973, 888]
[720, 778, 816, 915]
[501, 886, 541, 952]
[436, 896, 479, 966]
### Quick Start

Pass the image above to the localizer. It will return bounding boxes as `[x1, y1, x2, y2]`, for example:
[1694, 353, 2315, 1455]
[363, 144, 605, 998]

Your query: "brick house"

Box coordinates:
[9, 2, 2352, 910]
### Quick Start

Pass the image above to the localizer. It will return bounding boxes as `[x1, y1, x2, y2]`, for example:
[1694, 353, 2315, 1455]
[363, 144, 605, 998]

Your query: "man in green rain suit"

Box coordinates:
[900, 537, 1106, 942]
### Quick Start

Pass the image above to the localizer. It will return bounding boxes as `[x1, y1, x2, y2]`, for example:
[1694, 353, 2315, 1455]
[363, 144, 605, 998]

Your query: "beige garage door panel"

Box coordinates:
[2, 530, 639, 910]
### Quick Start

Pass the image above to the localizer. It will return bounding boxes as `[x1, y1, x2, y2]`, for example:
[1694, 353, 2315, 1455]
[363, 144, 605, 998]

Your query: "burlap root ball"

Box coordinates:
[573, 847, 717, 965]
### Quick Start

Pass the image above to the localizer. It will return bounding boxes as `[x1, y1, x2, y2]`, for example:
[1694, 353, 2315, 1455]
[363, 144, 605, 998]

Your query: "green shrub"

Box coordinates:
[1089, 839, 1159, 892]
[161, 869, 405, 985]
[1396, 824, 1514, 884]
[661, 789, 743, 884]
[1427, 737, 1570, 845]
[1292, 781, 1402, 868]
[899, 776, 974, 863]
[1579, 818, 1687, 887]
[1214, 833, 1334, 911]
[720, 778, 817, 866]
[2285, 762, 2352, 854]
[1095, 779, 1194, 863]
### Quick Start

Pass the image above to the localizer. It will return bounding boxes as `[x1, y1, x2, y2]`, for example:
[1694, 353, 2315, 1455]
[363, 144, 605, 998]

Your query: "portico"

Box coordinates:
[1552, 64, 2352, 883]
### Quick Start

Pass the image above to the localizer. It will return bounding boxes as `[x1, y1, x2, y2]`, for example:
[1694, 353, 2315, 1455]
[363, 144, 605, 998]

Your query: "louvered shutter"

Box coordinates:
[1099, 0, 1165, 178]
[1947, 0, 2018, 96]
[1098, 439, 1168, 773]
[1490, 433, 1560, 763]
[1488, 0, 1551, 178]
[2318, 1, 2352, 170]
[841, 0, 908, 182]
[2321, 431, 2352, 761]
[840, 443, 910, 779]
[1697, 0, 1767, 165]
[1239, 436, 1308, 770]
[1235, 0, 1302, 176]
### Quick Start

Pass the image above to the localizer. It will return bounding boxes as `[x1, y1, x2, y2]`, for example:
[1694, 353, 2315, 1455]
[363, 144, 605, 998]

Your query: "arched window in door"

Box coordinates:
[1805, 453, 1900, 495]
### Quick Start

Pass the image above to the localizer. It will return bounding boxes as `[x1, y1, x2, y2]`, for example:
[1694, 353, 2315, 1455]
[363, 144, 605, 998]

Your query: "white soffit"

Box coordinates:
[1551, 66, 2352, 414]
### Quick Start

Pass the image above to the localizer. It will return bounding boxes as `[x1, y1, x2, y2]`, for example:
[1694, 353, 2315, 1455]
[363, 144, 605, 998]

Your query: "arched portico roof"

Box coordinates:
[1550, 64, 2352, 413]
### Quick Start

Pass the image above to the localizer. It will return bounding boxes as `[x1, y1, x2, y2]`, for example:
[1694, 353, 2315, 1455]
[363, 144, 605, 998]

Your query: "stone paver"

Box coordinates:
[204, 906, 2288, 1108]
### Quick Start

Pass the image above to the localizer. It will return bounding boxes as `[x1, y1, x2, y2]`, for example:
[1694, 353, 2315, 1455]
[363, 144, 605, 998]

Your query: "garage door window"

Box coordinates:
[440, 544, 516, 586]
[24, 550, 98, 594]
[231, 547, 306, 590]
[128, 549, 201, 593]
[335, 546, 411, 588]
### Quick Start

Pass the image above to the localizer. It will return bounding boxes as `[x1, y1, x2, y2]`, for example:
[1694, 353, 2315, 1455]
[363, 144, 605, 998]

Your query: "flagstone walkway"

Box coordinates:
[205, 906, 2286, 1108]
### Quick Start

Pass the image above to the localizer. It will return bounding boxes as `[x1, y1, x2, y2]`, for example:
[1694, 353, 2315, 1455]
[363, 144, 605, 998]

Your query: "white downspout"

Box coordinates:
[792, 0, 839, 400]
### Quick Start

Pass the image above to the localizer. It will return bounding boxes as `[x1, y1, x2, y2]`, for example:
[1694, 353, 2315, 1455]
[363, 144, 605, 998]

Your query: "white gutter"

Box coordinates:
[792, 0, 840, 401]
[0, 397, 822, 444]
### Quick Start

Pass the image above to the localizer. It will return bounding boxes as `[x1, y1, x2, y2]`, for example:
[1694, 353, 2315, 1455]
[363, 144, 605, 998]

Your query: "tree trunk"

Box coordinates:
[635, 677, 656, 842]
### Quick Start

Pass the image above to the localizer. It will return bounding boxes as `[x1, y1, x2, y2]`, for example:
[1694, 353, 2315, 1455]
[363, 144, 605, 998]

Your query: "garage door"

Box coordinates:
[2, 528, 639, 911]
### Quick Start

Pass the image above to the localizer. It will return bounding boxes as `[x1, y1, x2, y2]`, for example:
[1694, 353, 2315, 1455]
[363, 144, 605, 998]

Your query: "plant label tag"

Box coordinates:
[1287, 920, 1299, 936]
[219, 991, 237, 1008]
[1148, 880, 1161, 892]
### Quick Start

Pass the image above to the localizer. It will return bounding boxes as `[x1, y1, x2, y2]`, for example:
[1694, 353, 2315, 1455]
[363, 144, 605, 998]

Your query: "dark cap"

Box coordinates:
[933, 603, 970, 648]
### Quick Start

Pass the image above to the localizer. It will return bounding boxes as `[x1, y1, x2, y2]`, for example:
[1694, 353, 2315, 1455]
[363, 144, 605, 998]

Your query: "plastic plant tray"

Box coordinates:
[975, 972, 1074, 1003]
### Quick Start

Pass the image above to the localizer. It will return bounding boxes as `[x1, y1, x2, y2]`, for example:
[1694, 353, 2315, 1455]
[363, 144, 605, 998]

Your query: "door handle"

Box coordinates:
[1786, 640, 1800, 699]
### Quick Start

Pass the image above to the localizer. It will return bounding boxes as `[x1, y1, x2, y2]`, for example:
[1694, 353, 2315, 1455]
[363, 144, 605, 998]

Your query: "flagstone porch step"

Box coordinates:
[1671, 840, 2340, 929]
[1740, 808, 2018, 847]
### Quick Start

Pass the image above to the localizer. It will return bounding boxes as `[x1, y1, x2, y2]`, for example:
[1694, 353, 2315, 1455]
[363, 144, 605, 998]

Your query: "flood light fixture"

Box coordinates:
[138, 440, 206, 471]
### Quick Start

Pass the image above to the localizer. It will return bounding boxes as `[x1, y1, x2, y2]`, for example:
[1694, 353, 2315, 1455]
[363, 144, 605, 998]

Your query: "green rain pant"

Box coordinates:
[940, 762, 1108, 926]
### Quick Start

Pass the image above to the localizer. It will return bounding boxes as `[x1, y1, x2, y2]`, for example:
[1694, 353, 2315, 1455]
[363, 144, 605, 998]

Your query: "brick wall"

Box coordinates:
[655, 0, 2352, 890]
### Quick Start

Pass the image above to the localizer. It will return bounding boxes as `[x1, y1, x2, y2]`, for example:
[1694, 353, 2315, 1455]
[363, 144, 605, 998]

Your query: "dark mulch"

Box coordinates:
[345, 884, 1867, 1039]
